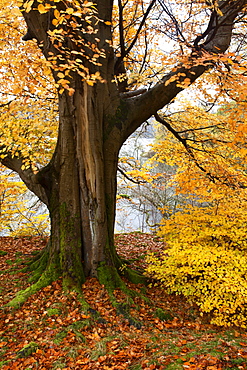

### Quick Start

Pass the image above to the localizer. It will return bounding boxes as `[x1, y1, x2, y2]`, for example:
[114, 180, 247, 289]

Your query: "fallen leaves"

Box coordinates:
[0, 234, 247, 369]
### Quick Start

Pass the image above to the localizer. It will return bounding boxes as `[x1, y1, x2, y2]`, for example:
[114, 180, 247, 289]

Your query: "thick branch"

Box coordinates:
[1, 156, 48, 205]
[118, 0, 125, 59]
[121, 0, 247, 141]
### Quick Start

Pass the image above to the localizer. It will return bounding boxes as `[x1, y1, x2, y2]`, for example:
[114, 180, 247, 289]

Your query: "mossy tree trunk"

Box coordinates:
[36, 78, 124, 289]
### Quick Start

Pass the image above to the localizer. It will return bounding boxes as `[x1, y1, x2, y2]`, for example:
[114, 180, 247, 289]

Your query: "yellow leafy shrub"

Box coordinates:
[146, 202, 247, 327]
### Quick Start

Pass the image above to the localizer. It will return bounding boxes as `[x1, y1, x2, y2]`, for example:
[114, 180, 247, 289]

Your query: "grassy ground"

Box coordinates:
[0, 233, 247, 369]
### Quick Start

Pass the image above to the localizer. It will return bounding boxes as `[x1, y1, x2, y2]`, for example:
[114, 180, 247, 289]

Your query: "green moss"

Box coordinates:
[98, 263, 128, 296]
[0, 250, 7, 256]
[53, 330, 68, 345]
[53, 320, 87, 345]
[6, 202, 88, 307]
[78, 296, 90, 311]
[21, 247, 49, 277]
[15, 251, 23, 257]
[16, 342, 39, 358]
[164, 362, 183, 370]
[52, 358, 67, 369]
[129, 365, 142, 370]
[65, 346, 79, 360]
[155, 308, 173, 321]
[5, 259, 14, 265]
[123, 267, 147, 285]
[90, 335, 122, 361]
[14, 257, 23, 264]
[0, 361, 10, 368]
[115, 302, 142, 329]
[230, 357, 247, 365]
[71, 320, 90, 330]
[47, 308, 61, 316]
[90, 339, 107, 360]
[98, 264, 135, 310]
[59, 203, 85, 291]
[69, 328, 86, 343]
[98, 263, 144, 328]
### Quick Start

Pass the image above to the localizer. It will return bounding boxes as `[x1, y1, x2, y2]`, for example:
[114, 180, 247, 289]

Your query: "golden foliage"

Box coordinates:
[146, 192, 247, 327]
[145, 73, 247, 327]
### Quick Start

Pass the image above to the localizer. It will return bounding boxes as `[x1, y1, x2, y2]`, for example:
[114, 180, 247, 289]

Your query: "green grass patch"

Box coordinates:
[16, 342, 39, 358]
[5, 259, 15, 265]
[46, 308, 61, 316]
[155, 307, 173, 321]
[90, 335, 122, 361]
[53, 320, 88, 345]
[52, 358, 67, 369]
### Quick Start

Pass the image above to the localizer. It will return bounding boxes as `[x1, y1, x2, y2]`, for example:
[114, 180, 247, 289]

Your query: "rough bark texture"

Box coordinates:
[3, 0, 247, 291]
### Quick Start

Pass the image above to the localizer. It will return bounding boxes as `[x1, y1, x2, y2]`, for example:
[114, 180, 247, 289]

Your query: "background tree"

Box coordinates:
[0, 0, 246, 303]
[117, 132, 179, 232]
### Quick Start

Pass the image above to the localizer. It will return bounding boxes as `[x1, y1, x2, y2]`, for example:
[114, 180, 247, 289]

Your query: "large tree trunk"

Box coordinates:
[19, 0, 127, 289]
[38, 81, 124, 289]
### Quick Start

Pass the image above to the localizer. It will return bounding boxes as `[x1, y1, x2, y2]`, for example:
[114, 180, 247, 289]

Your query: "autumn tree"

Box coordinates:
[0, 0, 246, 302]
[145, 82, 247, 327]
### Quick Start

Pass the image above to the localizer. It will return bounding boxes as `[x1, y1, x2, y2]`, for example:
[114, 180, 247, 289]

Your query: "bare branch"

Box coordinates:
[154, 112, 246, 188]
[154, 112, 221, 183]
[118, 166, 147, 184]
[178, 123, 226, 134]
[118, 0, 125, 59]
[120, 88, 147, 98]
[114, 0, 156, 72]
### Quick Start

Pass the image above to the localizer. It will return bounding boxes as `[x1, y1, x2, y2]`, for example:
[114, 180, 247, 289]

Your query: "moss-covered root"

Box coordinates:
[62, 273, 84, 295]
[112, 251, 148, 286]
[123, 267, 148, 285]
[17, 342, 39, 358]
[27, 249, 50, 283]
[98, 263, 131, 297]
[97, 264, 143, 328]
[6, 264, 61, 308]
[21, 246, 49, 277]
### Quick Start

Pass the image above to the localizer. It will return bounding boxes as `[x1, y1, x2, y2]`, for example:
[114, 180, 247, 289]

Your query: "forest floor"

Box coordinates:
[0, 233, 247, 370]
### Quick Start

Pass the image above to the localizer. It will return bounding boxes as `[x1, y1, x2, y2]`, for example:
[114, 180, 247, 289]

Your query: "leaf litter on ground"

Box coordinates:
[0, 233, 247, 369]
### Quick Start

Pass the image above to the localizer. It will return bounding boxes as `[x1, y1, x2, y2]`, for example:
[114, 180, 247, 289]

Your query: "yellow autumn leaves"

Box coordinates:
[146, 199, 247, 327]
[145, 98, 247, 327]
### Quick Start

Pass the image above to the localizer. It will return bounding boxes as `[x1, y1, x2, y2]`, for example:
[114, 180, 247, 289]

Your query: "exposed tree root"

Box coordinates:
[123, 267, 148, 285]
[6, 264, 60, 308]
[6, 247, 148, 314]
[97, 263, 147, 328]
